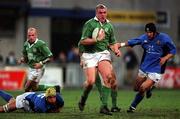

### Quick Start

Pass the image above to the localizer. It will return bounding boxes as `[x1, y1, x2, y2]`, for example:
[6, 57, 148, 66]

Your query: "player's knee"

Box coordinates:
[25, 87, 31, 92]
[25, 81, 38, 92]
[31, 85, 38, 91]
[107, 73, 113, 80]
[111, 79, 117, 89]
[133, 87, 139, 92]
[86, 80, 94, 87]
[104, 74, 113, 85]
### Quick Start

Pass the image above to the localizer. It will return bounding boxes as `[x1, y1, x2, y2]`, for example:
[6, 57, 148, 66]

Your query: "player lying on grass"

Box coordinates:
[0, 88, 64, 113]
[118, 23, 176, 112]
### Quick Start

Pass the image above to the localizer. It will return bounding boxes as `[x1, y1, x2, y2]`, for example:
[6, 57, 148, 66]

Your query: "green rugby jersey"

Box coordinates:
[22, 39, 53, 68]
[78, 17, 117, 53]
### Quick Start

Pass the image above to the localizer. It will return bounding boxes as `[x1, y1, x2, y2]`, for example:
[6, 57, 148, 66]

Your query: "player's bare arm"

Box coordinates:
[118, 41, 128, 48]
[160, 53, 174, 66]
[33, 57, 53, 69]
[80, 28, 105, 45]
[109, 43, 122, 57]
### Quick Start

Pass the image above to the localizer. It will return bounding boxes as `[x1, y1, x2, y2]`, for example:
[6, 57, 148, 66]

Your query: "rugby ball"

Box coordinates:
[92, 28, 104, 40]
[92, 28, 99, 39]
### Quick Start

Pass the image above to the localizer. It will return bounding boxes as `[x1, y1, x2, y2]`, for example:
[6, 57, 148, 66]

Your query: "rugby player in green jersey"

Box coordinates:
[78, 4, 121, 115]
[79, 45, 121, 114]
[18, 28, 55, 92]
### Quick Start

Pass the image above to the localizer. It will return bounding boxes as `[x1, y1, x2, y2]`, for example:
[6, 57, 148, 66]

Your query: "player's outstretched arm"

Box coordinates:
[118, 41, 128, 48]
[109, 43, 122, 57]
[160, 53, 174, 66]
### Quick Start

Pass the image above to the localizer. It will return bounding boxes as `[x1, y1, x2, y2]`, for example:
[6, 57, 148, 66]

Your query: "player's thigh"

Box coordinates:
[98, 60, 114, 86]
[28, 68, 44, 82]
[140, 78, 155, 92]
[134, 76, 146, 91]
[84, 67, 97, 85]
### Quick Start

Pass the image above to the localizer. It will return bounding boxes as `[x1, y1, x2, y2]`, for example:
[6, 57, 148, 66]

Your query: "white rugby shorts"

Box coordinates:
[138, 69, 163, 83]
[28, 68, 45, 82]
[81, 50, 111, 69]
[16, 92, 35, 109]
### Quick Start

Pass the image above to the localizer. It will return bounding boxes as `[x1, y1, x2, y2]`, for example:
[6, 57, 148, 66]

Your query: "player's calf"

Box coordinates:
[78, 96, 86, 111]
[146, 86, 155, 99]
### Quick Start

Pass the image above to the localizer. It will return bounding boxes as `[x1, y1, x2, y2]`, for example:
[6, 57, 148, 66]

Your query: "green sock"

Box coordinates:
[101, 86, 110, 107]
[82, 85, 93, 100]
[111, 90, 117, 107]
[95, 75, 102, 97]
[37, 85, 53, 91]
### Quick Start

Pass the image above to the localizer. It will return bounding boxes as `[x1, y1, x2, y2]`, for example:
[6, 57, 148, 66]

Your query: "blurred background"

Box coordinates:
[0, 0, 179, 90]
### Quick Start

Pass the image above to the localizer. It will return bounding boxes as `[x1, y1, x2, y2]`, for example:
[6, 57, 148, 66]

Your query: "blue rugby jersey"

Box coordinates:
[25, 92, 64, 113]
[128, 33, 176, 74]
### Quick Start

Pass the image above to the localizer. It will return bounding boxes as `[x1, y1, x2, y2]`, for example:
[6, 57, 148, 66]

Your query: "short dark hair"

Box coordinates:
[145, 23, 156, 32]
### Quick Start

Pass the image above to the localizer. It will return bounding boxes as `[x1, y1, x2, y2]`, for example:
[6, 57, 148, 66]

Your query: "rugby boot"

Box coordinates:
[111, 106, 121, 112]
[127, 106, 136, 113]
[100, 106, 112, 115]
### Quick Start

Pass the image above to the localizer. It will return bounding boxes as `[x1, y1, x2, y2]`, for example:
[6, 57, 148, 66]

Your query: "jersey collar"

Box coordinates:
[28, 38, 38, 48]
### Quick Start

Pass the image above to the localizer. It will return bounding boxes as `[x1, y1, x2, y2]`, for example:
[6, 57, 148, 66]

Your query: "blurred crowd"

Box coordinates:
[0, 46, 179, 68]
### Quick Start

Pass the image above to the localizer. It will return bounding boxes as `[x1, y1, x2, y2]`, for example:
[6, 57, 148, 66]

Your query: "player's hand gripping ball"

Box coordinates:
[92, 28, 105, 42]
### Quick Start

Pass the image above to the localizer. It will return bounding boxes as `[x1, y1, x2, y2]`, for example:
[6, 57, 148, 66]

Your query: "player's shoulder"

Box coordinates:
[37, 39, 45, 43]
[36, 39, 46, 45]
[158, 32, 172, 41]
[86, 18, 95, 24]
[159, 32, 170, 37]
[138, 34, 147, 40]
[24, 41, 29, 46]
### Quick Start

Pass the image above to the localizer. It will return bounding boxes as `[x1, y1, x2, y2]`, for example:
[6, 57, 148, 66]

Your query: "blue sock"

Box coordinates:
[131, 93, 144, 108]
[0, 90, 13, 102]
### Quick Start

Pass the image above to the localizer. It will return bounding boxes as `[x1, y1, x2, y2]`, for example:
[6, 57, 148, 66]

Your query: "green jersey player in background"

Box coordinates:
[18, 28, 59, 92]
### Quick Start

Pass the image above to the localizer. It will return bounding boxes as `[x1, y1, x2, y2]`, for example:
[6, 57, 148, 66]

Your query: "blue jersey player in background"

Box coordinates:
[118, 23, 176, 112]
[0, 88, 64, 113]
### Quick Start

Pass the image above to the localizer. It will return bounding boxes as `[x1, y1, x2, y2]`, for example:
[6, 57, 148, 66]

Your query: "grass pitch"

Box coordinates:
[0, 89, 180, 119]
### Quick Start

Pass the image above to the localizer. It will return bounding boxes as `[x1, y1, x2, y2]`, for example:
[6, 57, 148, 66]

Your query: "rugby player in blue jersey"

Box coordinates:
[119, 23, 176, 112]
[0, 88, 64, 113]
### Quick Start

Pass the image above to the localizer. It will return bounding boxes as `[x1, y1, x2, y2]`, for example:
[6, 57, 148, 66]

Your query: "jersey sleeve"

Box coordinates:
[164, 35, 176, 55]
[22, 42, 28, 57]
[78, 44, 85, 53]
[40, 42, 53, 58]
[128, 34, 145, 47]
[80, 21, 93, 41]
